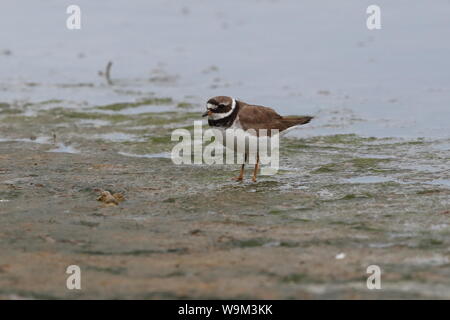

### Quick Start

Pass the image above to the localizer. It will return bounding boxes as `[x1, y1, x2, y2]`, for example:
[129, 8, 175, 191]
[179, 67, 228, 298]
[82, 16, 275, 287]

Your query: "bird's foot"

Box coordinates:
[232, 176, 243, 182]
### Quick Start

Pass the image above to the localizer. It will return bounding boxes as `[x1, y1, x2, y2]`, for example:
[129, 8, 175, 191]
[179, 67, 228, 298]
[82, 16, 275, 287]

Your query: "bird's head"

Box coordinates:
[202, 96, 235, 119]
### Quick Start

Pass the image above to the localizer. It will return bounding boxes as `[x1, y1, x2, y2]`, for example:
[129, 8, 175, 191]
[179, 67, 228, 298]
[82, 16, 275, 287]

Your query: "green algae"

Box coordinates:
[313, 163, 337, 173]
[96, 97, 173, 111]
[27, 99, 64, 106]
[2, 108, 199, 130]
[313, 158, 390, 174]
[351, 158, 390, 169]
[280, 273, 309, 283]
[135, 112, 199, 126]
[40, 108, 131, 123]
[230, 238, 270, 248]
[176, 102, 195, 109]
[417, 238, 445, 248]
[269, 209, 284, 215]
[306, 134, 378, 145]
[340, 193, 371, 200]
[0, 102, 25, 115]
[416, 189, 446, 195]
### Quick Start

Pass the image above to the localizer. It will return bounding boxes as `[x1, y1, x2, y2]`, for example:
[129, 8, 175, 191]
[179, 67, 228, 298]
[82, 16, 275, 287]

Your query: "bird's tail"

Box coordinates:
[280, 116, 313, 129]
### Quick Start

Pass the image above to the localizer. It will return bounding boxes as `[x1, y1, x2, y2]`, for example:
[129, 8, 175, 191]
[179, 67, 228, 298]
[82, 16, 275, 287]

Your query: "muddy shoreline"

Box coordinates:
[1, 132, 449, 299]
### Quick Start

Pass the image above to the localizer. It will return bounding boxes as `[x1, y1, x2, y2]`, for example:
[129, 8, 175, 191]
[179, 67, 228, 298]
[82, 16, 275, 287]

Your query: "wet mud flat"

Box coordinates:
[1, 99, 450, 299]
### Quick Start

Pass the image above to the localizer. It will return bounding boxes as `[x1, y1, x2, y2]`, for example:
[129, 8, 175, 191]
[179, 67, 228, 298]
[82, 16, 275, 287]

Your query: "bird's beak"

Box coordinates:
[202, 110, 212, 117]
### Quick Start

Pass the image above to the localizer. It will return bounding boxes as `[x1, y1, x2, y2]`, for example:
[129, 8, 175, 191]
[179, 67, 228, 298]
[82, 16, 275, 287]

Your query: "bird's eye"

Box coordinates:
[218, 104, 225, 108]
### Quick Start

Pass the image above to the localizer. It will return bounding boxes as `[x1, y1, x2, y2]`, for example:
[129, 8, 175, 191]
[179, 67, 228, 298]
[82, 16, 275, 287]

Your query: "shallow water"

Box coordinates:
[0, 0, 450, 299]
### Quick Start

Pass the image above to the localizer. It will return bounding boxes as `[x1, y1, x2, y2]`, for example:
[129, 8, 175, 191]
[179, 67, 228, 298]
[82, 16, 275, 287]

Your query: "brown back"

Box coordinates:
[237, 101, 312, 135]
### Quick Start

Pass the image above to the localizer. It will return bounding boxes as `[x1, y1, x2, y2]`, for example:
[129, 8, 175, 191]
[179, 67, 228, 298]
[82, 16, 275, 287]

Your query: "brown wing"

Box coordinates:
[238, 103, 312, 135]
[238, 104, 282, 130]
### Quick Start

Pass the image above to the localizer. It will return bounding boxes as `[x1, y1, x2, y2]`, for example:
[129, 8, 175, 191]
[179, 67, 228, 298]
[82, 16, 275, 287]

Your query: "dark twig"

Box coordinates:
[99, 61, 113, 85]
[105, 61, 113, 85]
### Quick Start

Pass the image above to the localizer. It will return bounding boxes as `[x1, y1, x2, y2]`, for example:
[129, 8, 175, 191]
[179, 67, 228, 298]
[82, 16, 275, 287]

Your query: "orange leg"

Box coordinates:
[232, 164, 245, 181]
[252, 154, 260, 182]
[232, 154, 248, 181]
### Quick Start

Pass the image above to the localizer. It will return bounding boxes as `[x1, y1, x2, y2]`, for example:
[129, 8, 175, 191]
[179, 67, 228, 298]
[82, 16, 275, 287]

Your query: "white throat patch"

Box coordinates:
[209, 98, 236, 120]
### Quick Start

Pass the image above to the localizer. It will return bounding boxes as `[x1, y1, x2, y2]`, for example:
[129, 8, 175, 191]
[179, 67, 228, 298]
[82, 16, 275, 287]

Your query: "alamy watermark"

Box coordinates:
[66, 5, 81, 30]
[366, 5, 381, 30]
[171, 121, 280, 175]
[66, 265, 81, 290]
[366, 265, 382, 289]
[65, 5, 380, 31]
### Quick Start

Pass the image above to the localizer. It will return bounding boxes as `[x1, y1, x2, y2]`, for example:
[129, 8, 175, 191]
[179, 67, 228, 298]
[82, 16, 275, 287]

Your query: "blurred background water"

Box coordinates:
[1, 0, 449, 139]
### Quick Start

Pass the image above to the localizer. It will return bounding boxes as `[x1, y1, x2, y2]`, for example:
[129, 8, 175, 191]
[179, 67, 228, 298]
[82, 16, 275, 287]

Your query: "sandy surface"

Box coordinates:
[1, 129, 449, 299]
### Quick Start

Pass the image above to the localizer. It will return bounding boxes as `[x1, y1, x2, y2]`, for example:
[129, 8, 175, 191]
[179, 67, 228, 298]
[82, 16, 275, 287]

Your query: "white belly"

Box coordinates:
[214, 117, 278, 156]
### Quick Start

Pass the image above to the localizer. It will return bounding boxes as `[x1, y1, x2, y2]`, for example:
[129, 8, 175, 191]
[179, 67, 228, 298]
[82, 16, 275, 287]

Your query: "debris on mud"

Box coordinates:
[96, 190, 125, 206]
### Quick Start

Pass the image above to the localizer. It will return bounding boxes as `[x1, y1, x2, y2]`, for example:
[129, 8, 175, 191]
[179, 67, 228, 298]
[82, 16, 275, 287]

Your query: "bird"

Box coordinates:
[202, 96, 313, 182]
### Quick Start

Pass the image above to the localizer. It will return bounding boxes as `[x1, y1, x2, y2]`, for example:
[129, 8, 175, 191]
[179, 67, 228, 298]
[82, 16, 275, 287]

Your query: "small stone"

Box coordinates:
[335, 253, 346, 260]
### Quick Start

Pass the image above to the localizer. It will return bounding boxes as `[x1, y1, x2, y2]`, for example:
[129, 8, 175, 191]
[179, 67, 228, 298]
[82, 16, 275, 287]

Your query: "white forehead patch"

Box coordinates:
[207, 103, 218, 110]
